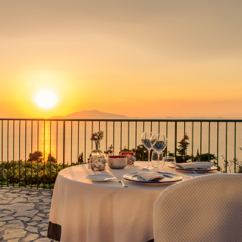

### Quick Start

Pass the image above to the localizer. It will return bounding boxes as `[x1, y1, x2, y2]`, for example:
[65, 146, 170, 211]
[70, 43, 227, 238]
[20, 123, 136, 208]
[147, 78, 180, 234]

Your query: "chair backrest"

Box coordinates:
[154, 174, 242, 242]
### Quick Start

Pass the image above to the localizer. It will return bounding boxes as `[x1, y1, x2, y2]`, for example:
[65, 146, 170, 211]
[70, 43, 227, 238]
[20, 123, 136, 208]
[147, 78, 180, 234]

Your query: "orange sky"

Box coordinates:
[1, 0, 242, 118]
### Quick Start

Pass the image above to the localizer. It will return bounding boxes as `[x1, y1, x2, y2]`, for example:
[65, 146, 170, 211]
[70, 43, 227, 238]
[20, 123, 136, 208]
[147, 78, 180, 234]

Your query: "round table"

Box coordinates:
[47, 162, 193, 242]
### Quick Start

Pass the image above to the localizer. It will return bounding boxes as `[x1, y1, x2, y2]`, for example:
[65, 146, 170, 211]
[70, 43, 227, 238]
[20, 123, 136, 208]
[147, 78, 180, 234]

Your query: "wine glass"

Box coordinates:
[152, 134, 166, 170]
[141, 132, 156, 169]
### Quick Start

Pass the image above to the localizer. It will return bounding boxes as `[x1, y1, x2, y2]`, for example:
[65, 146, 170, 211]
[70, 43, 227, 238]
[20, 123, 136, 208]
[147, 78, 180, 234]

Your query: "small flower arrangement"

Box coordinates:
[90, 131, 104, 141]
[104, 144, 114, 155]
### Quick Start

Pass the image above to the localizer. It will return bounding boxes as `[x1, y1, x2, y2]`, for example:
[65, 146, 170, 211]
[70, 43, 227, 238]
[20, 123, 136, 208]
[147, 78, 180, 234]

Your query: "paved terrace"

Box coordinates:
[0, 187, 53, 242]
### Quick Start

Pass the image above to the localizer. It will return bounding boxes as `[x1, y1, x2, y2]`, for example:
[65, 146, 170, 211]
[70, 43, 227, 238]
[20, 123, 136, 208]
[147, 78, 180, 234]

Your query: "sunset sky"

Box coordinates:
[1, 0, 242, 118]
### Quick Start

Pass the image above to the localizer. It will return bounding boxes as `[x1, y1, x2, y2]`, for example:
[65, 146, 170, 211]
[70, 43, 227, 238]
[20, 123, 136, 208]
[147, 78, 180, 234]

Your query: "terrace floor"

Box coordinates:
[0, 187, 53, 242]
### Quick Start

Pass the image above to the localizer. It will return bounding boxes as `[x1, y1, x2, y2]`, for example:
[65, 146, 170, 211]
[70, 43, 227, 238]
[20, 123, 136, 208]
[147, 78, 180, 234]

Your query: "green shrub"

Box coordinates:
[0, 159, 84, 188]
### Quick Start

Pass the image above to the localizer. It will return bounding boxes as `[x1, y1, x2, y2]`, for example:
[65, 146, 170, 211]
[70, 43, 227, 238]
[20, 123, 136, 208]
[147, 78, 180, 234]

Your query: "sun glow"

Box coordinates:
[34, 90, 58, 109]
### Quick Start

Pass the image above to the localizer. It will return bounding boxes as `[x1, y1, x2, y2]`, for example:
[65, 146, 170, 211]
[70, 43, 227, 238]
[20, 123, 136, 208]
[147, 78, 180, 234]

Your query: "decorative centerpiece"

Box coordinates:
[88, 155, 106, 171]
[120, 151, 136, 165]
[90, 131, 104, 156]
[107, 155, 127, 169]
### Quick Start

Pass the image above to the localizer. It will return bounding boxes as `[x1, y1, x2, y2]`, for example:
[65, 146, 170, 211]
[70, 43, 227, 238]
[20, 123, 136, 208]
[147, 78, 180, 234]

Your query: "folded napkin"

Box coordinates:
[176, 162, 213, 169]
[137, 169, 164, 181]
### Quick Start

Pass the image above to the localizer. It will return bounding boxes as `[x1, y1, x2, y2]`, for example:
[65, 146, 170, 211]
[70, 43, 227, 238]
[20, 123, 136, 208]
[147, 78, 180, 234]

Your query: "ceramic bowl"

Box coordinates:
[107, 156, 127, 169]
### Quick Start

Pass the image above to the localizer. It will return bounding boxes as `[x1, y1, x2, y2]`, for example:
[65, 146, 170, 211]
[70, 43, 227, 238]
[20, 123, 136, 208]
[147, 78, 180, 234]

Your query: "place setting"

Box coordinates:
[85, 130, 218, 186]
[170, 161, 217, 173]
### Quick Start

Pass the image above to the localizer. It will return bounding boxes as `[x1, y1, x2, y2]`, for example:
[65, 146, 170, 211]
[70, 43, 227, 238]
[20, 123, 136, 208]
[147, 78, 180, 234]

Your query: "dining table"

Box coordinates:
[47, 161, 218, 242]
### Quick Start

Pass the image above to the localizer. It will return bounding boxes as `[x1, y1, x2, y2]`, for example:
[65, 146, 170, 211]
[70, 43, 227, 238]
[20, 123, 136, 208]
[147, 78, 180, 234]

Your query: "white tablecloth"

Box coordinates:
[47, 162, 216, 242]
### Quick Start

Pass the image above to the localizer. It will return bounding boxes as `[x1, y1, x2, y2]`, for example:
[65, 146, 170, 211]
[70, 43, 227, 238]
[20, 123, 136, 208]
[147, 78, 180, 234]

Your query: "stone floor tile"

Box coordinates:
[27, 199, 40, 203]
[25, 226, 38, 233]
[14, 209, 39, 218]
[40, 230, 47, 236]
[0, 221, 6, 226]
[3, 210, 13, 213]
[0, 216, 15, 221]
[41, 199, 52, 203]
[3, 229, 26, 240]
[10, 197, 27, 203]
[34, 238, 52, 242]
[41, 192, 52, 196]
[4, 193, 18, 198]
[32, 216, 42, 221]
[27, 221, 38, 226]
[22, 233, 39, 241]
[38, 223, 48, 228]
[5, 220, 25, 229]
[17, 217, 31, 221]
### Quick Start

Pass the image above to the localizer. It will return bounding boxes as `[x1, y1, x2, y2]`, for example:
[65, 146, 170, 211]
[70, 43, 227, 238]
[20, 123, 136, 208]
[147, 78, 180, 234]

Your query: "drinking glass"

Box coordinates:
[163, 156, 176, 173]
[152, 134, 166, 170]
[151, 152, 163, 169]
[141, 132, 156, 169]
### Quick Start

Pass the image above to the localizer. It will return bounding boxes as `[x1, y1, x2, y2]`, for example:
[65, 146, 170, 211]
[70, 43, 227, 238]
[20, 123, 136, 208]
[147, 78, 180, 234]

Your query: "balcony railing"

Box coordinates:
[0, 118, 242, 189]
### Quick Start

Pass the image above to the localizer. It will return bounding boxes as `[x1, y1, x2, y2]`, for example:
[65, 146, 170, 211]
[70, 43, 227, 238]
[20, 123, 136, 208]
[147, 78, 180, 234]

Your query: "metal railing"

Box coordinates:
[0, 118, 242, 189]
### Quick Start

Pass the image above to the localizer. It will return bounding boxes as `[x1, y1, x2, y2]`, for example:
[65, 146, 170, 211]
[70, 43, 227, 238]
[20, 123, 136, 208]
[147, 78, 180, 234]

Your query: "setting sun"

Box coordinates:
[34, 90, 58, 109]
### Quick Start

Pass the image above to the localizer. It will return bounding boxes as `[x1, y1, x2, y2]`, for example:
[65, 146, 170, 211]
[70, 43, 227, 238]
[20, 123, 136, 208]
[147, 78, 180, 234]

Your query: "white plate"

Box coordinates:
[123, 172, 183, 185]
[168, 164, 218, 173]
[86, 174, 115, 182]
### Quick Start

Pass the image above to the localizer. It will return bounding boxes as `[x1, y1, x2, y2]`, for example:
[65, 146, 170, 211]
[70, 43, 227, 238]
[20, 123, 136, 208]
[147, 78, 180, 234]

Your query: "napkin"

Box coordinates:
[176, 162, 213, 169]
[137, 169, 164, 181]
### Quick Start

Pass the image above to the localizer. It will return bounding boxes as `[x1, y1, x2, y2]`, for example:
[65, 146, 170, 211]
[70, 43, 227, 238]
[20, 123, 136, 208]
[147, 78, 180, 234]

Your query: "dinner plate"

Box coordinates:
[168, 164, 218, 173]
[123, 172, 183, 185]
[86, 174, 115, 182]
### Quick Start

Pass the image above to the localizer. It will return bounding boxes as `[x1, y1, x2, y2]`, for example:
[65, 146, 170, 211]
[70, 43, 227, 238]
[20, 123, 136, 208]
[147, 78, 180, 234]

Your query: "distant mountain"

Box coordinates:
[51, 110, 127, 119]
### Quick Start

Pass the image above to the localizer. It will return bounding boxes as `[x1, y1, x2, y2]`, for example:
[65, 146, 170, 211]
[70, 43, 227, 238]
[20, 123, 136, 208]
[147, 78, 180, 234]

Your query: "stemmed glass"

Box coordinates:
[152, 134, 166, 170]
[141, 132, 156, 169]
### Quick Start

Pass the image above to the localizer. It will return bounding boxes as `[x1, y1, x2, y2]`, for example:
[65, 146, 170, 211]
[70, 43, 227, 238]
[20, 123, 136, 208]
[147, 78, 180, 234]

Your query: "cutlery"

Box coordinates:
[116, 175, 128, 187]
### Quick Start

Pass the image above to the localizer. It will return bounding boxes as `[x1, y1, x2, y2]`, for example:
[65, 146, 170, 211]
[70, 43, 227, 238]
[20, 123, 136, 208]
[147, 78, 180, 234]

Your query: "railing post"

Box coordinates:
[208, 122, 210, 162]
[225, 122, 228, 173]
[50, 121, 52, 189]
[7, 120, 9, 186]
[200, 121, 202, 161]
[13, 120, 15, 187]
[31, 120, 33, 188]
[135, 121, 137, 158]
[192, 122, 194, 161]
[25, 120, 27, 188]
[71, 121, 72, 165]
[37, 120, 39, 189]
[19, 120, 21, 187]
[234, 122, 237, 173]
[63, 121, 65, 169]
[174, 121, 177, 159]
[84, 121, 86, 163]
[56, 121, 58, 177]
[217, 122, 219, 169]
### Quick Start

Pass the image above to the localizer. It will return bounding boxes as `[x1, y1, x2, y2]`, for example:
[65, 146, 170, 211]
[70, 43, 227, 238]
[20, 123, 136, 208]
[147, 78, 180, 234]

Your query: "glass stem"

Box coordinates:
[148, 150, 151, 167]
[158, 154, 162, 171]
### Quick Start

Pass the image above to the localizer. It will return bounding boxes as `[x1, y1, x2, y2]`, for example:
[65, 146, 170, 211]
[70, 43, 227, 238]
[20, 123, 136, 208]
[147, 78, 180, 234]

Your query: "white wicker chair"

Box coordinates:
[154, 174, 242, 242]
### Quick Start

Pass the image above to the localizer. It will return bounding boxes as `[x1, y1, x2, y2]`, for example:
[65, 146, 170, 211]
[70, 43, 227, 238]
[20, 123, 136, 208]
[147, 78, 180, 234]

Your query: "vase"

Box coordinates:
[91, 140, 102, 156]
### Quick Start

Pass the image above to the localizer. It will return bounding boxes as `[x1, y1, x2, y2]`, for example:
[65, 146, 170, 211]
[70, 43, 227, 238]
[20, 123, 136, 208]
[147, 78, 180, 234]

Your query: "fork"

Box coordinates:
[116, 175, 128, 188]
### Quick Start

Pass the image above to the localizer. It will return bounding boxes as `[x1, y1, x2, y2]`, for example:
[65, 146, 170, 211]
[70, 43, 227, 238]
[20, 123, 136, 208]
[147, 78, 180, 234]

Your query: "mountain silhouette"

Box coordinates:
[51, 110, 127, 119]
